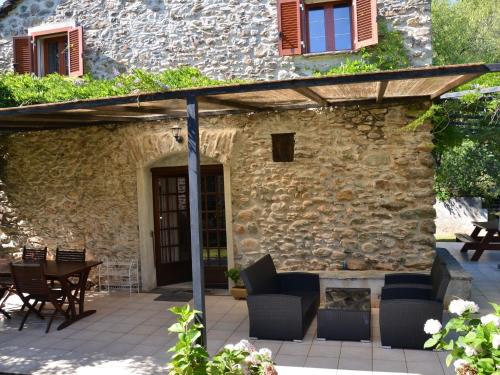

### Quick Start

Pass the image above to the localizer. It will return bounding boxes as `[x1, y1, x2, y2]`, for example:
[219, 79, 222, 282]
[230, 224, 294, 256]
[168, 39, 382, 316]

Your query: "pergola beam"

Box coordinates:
[293, 87, 329, 106]
[376, 81, 389, 103]
[186, 95, 207, 347]
[430, 73, 481, 99]
[199, 96, 262, 111]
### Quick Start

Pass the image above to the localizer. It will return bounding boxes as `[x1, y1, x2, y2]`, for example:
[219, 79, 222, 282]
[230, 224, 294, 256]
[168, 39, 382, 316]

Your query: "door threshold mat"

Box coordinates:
[151, 287, 230, 301]
[153, 290, 193, 302]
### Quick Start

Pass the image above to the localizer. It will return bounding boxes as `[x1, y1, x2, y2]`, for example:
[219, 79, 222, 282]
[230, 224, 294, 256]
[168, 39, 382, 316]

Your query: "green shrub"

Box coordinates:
[424, 300, 500, 375]
[167, 305, 277, 375]
[0, 67, 239, 108]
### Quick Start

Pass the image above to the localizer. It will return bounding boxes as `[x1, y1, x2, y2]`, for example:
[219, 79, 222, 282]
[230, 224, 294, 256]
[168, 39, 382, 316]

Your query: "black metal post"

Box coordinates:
[186, 94, 207, 346]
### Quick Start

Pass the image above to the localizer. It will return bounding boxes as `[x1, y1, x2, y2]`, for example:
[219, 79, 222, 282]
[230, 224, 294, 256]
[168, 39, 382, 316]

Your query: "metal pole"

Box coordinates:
[186, 94, 206, 346]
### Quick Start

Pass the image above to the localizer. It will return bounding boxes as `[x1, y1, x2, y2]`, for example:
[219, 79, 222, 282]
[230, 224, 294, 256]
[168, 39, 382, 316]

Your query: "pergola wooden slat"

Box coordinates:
[0, 63, 497, 346]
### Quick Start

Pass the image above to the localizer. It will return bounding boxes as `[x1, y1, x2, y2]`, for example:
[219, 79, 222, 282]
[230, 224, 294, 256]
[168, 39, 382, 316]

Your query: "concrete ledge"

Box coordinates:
[316, 248, 472, 308]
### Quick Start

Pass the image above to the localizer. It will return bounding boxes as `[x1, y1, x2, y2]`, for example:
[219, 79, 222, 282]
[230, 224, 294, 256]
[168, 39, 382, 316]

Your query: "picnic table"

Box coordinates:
[456, 220, 500, 261]
[0, 259, 101, 330]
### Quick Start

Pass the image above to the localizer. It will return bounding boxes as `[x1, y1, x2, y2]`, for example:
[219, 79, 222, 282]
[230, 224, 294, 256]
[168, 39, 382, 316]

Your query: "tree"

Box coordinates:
[432, 0, 500, 65]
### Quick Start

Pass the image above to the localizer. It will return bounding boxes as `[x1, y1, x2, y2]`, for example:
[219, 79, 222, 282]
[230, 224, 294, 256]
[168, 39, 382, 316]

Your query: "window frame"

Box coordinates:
[304, 1, 354, 54]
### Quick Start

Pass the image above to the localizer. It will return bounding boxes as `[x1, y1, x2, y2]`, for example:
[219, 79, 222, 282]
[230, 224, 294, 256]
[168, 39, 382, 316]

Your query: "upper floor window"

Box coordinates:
[307, 3, 352, 54]
[13, 24, 84, 77]
[277, 0, 378, 57]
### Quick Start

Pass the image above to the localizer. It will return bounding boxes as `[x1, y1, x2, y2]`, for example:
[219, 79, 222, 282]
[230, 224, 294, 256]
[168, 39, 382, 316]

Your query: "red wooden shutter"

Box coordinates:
[277, 0, 303, 56]
[67, 26, 84, 77]
[352, 0, 378, 50]
[12, 36, 33, 74]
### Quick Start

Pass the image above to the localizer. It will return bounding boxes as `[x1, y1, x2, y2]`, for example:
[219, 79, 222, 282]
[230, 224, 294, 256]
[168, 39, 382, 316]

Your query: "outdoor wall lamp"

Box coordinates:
[171, 126, 183, 143]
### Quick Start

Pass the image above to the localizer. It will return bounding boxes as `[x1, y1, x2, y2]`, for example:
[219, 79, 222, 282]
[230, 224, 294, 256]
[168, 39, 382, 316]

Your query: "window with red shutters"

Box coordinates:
[13, 36, 34, 74]
[12, 25, 84, 77]
[68, 27, 83, 77]
[277, 0, 303, 56]
[277, 0, 378, 56]
[353, 0, 378, 49]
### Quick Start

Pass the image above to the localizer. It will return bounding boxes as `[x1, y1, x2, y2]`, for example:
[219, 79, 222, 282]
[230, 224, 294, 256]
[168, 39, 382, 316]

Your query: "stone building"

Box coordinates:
[0, 0, 446, 292]
[0, 0, 432, 80]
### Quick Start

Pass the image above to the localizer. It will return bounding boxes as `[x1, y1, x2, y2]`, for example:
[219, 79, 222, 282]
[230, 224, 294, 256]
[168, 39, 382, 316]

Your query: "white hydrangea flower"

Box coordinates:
[258, 348, 273, 359]
[235, 339, 255, 353]
[493, 334, 500, 350]
[480, 314, 500, 327]
[424, 319, 442, 335]
[224, 344, 236, 351]
[449, 299, 479, 316]
[453, 359, 469, 370]
[464, 345, 477, 356]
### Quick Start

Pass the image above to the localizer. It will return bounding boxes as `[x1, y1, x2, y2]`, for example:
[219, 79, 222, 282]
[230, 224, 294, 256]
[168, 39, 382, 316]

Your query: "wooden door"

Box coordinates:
[152, 165, 228, 288]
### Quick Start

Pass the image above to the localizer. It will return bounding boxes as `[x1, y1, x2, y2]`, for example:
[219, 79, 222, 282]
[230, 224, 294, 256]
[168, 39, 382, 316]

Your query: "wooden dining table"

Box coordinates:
[0, 259, 102, 330]
[457, 220, 500, 261]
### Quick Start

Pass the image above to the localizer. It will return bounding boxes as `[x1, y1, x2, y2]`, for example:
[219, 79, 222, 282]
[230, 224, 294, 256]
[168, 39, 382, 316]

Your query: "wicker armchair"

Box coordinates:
[379, 262, 451, 349]
[240, 254, 320, 341]
[384, 255, 444, 289]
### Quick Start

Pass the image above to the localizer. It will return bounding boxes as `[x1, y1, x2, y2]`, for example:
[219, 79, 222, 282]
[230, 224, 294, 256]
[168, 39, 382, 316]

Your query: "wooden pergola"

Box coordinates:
[0, 63, 497, 345]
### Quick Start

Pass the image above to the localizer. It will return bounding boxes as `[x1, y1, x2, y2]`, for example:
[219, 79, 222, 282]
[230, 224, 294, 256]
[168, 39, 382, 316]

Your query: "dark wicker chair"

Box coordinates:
[10, 263, 68, 333]
[384, 255, 444, 290]
[22, 246, 48, 262]
[379, 262, 451, 349]
[240, 254, 320, 341]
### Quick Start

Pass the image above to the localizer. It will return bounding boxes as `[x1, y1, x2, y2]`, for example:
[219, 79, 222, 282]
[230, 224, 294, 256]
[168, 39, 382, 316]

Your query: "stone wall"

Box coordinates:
[0, 101, 436, 276]
[0, 0, 432, 80]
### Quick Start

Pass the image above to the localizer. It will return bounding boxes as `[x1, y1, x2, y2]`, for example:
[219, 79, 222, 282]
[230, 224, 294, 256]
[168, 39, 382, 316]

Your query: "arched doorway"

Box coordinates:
[151, 164, 228, 288]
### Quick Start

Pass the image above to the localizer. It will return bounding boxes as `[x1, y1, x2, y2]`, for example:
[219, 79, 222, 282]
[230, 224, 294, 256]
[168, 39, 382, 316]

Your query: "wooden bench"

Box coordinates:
[455, 233, 477, 243]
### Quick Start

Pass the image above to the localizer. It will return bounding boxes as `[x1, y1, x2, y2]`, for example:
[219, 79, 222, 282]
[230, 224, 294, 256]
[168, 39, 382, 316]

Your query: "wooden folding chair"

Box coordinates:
[22, 246, 48, 262]
[10, 263, 68, 333]
[0, 284, 11, 319]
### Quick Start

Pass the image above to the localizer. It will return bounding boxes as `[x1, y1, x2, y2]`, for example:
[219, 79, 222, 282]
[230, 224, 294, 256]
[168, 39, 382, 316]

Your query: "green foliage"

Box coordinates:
[167, 305, 209, 375]
[432, 0, 500, 65]
[315, 20, 410, 76]
[408, 88, 499, 203]
[435, 139, 500, 203]
[459, 73, 500, 92]
[224, 268, 241, 286]
[424, 300, 500, 375]
[0, 67, 238, 108]
[167, 305, 277, 375]
[363, 20, 410, 70]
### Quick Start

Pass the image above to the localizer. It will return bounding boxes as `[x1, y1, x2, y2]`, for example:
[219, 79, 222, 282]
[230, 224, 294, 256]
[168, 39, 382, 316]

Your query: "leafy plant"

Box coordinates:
[432, 0, 500, 65]
[168, 305, 209, 375]
[167, 305, 277, 375]
[225, 268, 242, 286]
[0, 67, 243, 108]
[424, 299, 500, 375]
[315, 19, 410, 76]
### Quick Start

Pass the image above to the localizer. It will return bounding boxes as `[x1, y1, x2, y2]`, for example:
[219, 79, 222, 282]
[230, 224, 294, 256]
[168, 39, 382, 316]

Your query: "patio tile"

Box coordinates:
[279, 342, 312, 356]
[403, 349, 439, 362]
[372, 346, 405, 361]
[339, 345, 372, 360]
[92, 331, 125, 343]
[309, 343, 341, 358]
[275, 354, 307, 367]
[119, 333, 149, 345]
[406, 361, 444, 375]
[338, 358, 372, 371]
[127, 344, 160, 356]
[305, 356, 339, 369]
[50, 338, 88, 351]
[373, 359, 407, 372]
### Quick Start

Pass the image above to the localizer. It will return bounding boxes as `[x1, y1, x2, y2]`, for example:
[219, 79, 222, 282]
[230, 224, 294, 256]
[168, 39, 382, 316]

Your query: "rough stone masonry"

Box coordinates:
[0, 102, 436, 272]
[0, 0, 432, 79]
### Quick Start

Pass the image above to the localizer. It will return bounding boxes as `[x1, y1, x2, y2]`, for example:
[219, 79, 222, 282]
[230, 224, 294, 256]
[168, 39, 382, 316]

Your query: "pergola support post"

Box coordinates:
[186, 94, 207, 346]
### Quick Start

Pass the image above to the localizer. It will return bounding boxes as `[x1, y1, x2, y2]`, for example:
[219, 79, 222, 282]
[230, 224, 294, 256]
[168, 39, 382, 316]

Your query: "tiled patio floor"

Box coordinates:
[0, 242, 499, 375]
